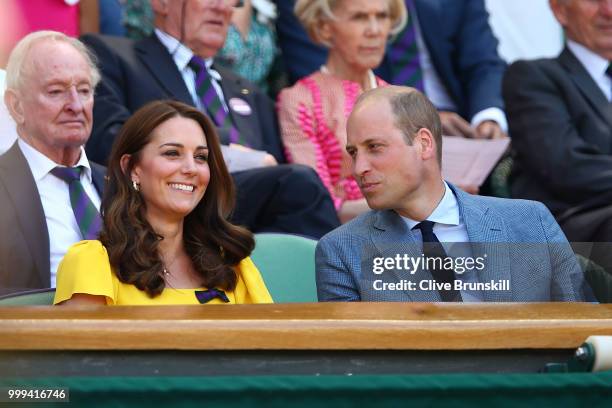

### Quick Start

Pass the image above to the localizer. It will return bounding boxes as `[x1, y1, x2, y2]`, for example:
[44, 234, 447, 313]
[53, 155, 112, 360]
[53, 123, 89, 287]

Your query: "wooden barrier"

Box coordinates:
[1, 302, 611, 351]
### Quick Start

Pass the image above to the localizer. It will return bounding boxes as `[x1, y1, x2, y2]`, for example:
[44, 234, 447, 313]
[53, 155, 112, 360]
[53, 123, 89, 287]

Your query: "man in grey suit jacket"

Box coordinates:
[0, 32, 105, 295]
[316, 86, 587, 302]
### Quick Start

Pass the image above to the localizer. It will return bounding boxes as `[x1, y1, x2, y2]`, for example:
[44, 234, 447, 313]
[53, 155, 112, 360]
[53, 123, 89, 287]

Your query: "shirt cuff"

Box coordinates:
[470, 107, 508, 133]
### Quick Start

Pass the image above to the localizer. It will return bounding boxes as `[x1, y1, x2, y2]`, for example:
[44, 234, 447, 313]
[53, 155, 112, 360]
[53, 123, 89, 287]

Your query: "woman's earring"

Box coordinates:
[132, 180, 140, 191]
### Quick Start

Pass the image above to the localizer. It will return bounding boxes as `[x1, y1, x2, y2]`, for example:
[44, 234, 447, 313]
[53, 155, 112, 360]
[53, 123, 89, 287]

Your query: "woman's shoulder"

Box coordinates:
[64, 240, 109, 260]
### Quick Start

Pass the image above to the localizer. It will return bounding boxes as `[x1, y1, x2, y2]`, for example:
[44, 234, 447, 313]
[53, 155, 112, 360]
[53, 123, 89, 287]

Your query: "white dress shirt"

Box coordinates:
[410, 9, 508, 132]
[567, 39, 612, 101]
[401, 182, 483, 301]
[18, 139, 101, 287]
[154, 29, 268, 171]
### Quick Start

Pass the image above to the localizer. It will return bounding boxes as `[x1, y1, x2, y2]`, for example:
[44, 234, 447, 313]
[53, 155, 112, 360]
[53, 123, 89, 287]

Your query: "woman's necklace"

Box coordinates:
[320, 65, 378, 90]
[162, 253, 181, 276]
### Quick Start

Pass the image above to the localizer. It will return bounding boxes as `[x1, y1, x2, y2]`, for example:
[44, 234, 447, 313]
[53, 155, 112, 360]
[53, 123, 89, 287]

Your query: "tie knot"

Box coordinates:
[606, 63, 612, 78]
[413, 220, 435, 234]
[51, 166, 82, 183]
[188, 56, 206, 74]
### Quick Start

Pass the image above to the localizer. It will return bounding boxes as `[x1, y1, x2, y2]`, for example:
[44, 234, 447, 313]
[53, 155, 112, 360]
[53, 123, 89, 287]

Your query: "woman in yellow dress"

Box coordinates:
[54, 100, 272, 305]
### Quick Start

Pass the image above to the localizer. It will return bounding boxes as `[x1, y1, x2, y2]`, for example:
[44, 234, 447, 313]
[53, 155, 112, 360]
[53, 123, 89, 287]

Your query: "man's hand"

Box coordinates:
[439, 111, 476, 138]
[475, 120, 507, 139]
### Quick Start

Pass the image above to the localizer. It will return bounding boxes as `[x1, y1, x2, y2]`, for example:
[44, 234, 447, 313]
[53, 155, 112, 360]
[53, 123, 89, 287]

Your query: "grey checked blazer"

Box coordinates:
[315, 184, 586, 302]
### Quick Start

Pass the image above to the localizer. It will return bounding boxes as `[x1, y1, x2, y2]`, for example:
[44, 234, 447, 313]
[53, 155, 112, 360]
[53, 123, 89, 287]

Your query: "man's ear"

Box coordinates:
[150, 0, 168, 15]
[548, 0, 568, 27]
[4, 89, 24, 125]
[416, 128, 437, 161]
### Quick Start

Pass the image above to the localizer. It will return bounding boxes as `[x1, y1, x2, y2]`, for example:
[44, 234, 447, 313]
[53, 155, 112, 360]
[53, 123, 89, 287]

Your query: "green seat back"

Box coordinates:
[578, 255, 612, 303]
[0, 288, 55, 306]
[251, 233, 318, 303]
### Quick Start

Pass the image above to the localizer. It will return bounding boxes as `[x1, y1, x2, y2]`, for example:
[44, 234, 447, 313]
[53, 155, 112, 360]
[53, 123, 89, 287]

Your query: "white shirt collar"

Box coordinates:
[401, 181, 460, 230]
[567, 39, 609, 83]
[154, 29, 217, 76]
[18, 139, 92, 183]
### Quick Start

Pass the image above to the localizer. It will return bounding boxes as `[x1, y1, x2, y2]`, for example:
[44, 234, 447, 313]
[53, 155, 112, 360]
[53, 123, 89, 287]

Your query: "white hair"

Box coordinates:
[5, 30, 101, 92]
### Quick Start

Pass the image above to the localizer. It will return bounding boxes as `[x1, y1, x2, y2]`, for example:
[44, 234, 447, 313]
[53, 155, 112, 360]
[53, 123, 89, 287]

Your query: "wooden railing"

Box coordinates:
[1, 303, 611, 351]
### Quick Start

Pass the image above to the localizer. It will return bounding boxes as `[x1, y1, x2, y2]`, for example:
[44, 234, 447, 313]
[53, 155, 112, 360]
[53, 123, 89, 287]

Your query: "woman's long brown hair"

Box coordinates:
[99, 100, 254, 297]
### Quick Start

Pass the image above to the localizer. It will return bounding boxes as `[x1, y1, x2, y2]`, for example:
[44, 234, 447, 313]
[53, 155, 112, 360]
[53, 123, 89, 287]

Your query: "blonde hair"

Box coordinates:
[5, 30, 100, 92]
[294, 0, 407, 46]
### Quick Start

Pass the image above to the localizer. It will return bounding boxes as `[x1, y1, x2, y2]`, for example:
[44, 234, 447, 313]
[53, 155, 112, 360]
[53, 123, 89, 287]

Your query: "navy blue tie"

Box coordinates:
[413, 221, 462, 302]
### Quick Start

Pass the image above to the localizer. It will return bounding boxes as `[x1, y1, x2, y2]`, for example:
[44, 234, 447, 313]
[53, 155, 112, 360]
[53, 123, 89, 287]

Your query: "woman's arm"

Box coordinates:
[58, 293, 107, 306]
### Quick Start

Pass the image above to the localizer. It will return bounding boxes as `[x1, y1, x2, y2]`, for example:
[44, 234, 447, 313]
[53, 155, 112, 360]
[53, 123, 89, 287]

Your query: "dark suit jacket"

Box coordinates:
[81, 34, 284, 165]
[503, 47, 612, 217]
[0, 142, 105, 295]
[275, 0, 506, 120]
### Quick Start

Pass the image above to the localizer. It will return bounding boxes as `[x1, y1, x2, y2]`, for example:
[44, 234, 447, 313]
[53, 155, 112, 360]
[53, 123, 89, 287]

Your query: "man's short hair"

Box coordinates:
[354, 86, 443, 164]
[5, 30, 101, 92]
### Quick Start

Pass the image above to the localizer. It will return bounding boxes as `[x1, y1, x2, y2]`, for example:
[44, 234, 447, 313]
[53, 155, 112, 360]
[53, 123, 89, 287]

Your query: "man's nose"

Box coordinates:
[353, 152, 371, 178]
[65, 87, 84, 112]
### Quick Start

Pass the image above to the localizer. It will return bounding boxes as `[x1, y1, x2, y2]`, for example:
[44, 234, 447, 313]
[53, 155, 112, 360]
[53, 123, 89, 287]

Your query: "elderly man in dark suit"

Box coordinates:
[0, 31, 105, 295]
[82, 0, 340, 238]
[503, 0, 612, 250]
[276, 0, 507, 139]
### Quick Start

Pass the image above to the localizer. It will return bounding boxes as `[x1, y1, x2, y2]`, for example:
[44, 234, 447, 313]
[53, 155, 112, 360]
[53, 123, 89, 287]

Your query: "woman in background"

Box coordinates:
[277, 0, 406, 223]
[54, 100, 272, 305]
[217, 0, 282, 94]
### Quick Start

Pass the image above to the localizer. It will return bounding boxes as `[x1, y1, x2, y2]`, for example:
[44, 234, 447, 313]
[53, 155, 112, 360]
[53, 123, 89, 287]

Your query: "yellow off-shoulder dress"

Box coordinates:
[54, 240, 273, 305]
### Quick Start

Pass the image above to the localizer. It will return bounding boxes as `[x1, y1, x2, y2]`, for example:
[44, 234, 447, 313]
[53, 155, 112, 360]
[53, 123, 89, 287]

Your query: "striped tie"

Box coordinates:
[388, 0, 424, 91]
[188, 56, 243, 145]
[51, 166, 102, 240]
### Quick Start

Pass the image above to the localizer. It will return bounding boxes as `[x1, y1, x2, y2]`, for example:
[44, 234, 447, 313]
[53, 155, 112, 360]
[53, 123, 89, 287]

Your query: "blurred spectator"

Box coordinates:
[275, 0, 508, 139]
[1, 0, 99, 67]
[277, 0, 406, 223]
[123, 0, 154, 39]
[504, 0, 612, 247]
[217, 0, 281, 93]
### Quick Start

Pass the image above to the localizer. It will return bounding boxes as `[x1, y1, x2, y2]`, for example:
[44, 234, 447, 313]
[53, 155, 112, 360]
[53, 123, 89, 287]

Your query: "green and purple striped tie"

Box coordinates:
[389, 0, 424, 91]
[51, 166, 102, 240]
[188, 56, 244, 145]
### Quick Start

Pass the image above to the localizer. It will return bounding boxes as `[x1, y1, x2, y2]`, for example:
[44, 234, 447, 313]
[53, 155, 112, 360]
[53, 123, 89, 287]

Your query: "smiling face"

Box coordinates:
[130, 116, 211, 224]
[320, 0, 392, 75]
[551, 0, 612, 59]
[9, 39, 93, 163]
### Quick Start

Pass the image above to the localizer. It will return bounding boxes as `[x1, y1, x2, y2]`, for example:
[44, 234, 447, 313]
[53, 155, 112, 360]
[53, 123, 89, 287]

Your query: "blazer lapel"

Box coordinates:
[371, 210, 440, 301]
[452, 186, 512, 301]
[213, 65, 264, 150]
[135, 36, 193, 105]
[0, 143, 50, 285]
[90, 162, 106, 196]
[559, 47, 612, 128]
